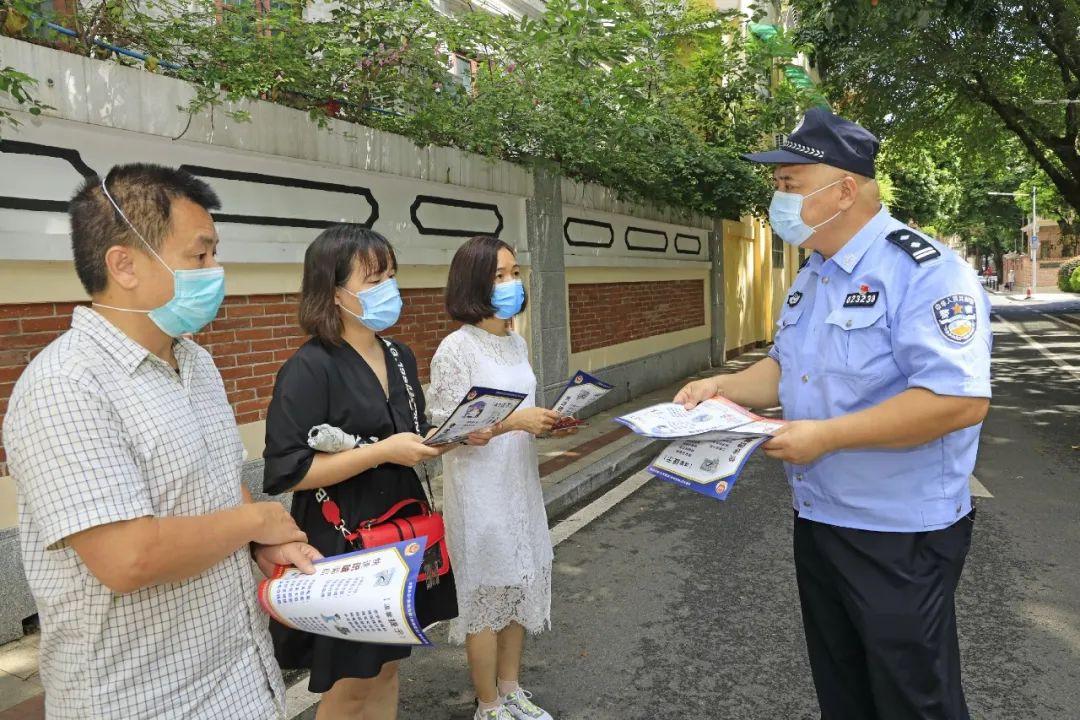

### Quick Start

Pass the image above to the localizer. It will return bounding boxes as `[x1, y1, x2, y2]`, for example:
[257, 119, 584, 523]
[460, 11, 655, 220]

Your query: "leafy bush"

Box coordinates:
[1058, 257, 1080, 292]
[1069, 265, 1080, 293]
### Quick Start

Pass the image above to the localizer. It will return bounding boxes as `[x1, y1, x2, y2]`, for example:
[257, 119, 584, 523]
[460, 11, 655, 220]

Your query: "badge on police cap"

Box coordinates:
[933, 294, 977, 344]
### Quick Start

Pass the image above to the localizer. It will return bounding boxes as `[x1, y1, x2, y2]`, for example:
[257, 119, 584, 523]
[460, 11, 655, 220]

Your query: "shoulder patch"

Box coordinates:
[933, 294, 978, 344]
[886, 229, 941, 264]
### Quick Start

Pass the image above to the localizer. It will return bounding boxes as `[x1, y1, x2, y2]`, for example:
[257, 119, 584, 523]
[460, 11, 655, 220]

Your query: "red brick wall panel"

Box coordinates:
[0, 288, 455, 473]
[568, 279, 705, 353]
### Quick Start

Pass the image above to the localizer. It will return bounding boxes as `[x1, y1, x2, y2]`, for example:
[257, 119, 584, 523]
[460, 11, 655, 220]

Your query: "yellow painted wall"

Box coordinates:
[722, 216, 798, 356]
[722, 218, 762, 353]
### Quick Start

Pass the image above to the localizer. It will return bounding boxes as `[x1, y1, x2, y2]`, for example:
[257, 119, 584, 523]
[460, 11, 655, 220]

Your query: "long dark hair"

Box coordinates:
[298, 224, 397, 344]
[445, 235, 526, 323]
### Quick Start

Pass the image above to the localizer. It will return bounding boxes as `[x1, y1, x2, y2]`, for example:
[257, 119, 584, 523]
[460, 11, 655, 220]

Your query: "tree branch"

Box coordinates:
[1045, 0, 1080, 78]
[970, 71, 1066, 144]
[964, 75, 1078, 200]
[1024, 0, 1080, 140]
[1024, 2, 1080, 84]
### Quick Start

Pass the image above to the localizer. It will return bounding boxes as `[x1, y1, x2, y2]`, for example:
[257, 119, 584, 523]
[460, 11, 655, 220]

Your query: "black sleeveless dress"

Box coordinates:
[262, 337, 458, 693]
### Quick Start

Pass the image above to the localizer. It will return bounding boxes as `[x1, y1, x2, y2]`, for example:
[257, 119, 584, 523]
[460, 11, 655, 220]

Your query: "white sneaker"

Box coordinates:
[503, 688, 554, 720]
[474, 705, 515, 720]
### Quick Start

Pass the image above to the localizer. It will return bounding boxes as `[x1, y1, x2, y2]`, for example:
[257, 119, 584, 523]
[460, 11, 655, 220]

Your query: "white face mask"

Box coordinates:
[768, 178, 845, 247]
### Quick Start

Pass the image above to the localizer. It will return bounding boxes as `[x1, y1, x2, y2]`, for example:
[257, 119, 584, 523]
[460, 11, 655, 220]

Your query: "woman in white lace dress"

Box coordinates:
[428, 236, 571, 720]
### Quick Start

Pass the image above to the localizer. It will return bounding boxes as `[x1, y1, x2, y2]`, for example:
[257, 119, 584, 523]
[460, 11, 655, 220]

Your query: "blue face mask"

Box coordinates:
[491, 279, 525, 320]
[93, 179, 226, 337]
[340, 278, 403, 332]
[768, 178, 844, 247]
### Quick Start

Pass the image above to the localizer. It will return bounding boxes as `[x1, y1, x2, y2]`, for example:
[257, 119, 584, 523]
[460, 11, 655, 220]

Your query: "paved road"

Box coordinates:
[364, 297, 1080, 719]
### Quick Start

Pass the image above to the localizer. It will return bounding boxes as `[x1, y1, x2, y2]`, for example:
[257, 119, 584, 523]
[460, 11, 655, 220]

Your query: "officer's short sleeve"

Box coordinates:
[891, 263, 991, 398]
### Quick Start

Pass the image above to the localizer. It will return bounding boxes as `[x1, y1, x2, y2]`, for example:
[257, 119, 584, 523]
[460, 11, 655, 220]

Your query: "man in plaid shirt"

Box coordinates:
[3, 164, 321, 719]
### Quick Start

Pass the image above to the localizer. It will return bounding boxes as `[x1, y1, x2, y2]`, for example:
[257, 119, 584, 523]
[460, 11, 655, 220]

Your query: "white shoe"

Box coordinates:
[474, 704, 515, 720]
[503, 688, 554, 720]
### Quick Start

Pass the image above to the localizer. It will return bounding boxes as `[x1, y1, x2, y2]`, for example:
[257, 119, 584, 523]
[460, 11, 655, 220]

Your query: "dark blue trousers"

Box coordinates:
[793, 510, 975, 720]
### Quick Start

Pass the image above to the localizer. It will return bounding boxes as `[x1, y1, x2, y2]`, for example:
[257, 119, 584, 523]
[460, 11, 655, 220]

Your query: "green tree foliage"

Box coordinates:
[2, 0, 823, 217]
[0, 1, 52, 131]
[792, 0, 1080, 217]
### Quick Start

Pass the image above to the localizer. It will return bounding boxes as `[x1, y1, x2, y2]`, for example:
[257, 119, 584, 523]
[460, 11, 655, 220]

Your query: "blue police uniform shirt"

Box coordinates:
[769, 206, 992, 532]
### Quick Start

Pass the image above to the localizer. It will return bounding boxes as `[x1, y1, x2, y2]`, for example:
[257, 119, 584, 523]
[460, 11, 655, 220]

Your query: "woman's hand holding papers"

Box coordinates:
[501, 407, 561, 436]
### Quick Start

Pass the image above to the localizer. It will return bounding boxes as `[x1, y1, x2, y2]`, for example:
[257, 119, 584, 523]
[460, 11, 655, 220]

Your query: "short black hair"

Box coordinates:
[69, 163, 221, 295]
[445, 235, 526, 324]
[299, 224, 397, 345]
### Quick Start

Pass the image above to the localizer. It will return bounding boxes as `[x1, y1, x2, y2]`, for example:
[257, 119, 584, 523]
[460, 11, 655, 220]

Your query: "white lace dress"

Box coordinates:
[428, 324, 553, 644]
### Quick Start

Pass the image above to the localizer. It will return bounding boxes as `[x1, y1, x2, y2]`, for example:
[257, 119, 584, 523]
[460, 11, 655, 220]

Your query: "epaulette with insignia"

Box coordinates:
[886, 229, 941, 264]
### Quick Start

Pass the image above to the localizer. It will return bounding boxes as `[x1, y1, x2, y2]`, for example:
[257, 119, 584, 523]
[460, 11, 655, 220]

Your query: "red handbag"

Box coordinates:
[315, 491, 450, 586]
[313, 337, 451, 587]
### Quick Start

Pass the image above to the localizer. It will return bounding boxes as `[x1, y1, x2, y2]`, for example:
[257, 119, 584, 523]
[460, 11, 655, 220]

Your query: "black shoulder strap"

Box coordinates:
[380, 337, 436, 510]
[886, 229, 940, 264]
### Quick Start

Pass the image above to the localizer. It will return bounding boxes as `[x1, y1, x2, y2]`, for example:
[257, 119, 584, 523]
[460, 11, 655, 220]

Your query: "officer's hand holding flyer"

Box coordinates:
[616, 397, 786, 501]
[258, 539, 432, 646]
[424, 387, 527, 446]
[549, 370, 614, 430]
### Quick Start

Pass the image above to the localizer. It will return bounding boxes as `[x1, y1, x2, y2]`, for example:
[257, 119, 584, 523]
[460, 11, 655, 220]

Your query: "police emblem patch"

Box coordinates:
[933, 294, 978, 344]
[787, 291, 803, 307]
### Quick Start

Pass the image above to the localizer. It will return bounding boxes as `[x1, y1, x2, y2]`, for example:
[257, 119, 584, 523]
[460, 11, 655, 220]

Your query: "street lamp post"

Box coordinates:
[1031, 185, 1038, 296]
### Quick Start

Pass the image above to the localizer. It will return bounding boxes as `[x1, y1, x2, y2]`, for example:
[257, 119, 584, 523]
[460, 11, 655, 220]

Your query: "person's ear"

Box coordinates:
[104, 245, 141, 292]
[838, 176, 859, 211]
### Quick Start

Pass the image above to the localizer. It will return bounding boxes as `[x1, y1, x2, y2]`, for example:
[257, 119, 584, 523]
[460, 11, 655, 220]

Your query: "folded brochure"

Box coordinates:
[424, 387, 527, 446]
[550, 370, 613, 430]
[258, 539, 431, 646]
[615, 397, 786, 501]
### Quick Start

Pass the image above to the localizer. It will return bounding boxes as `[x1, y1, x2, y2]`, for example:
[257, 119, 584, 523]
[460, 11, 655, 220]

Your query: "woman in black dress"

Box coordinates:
[263, 225, 460, 719]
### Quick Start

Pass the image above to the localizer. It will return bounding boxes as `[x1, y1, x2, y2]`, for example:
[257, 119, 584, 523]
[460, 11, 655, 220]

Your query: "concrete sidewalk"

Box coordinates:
[0, 352, 767, 720]
[989, 288, 1078, 305]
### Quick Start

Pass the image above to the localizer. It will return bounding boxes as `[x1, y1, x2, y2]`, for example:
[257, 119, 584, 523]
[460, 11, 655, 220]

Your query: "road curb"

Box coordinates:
[541, 436, 664, 521]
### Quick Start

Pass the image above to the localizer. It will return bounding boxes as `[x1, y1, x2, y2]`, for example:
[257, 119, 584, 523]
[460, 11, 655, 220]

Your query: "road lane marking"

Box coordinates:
[969, 475, 993, 498]
[993, 314, 1080, 382]
[1035, 308, 1080, 332]
[550, 469, 653, 547]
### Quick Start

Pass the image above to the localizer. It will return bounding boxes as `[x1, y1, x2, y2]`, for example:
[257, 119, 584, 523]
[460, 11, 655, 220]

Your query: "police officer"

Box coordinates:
[676, 107, 991, 720]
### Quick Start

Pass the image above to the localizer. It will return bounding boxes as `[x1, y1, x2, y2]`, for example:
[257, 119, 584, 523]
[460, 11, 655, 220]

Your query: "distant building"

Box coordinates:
[1003, 218, 1080, 291]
